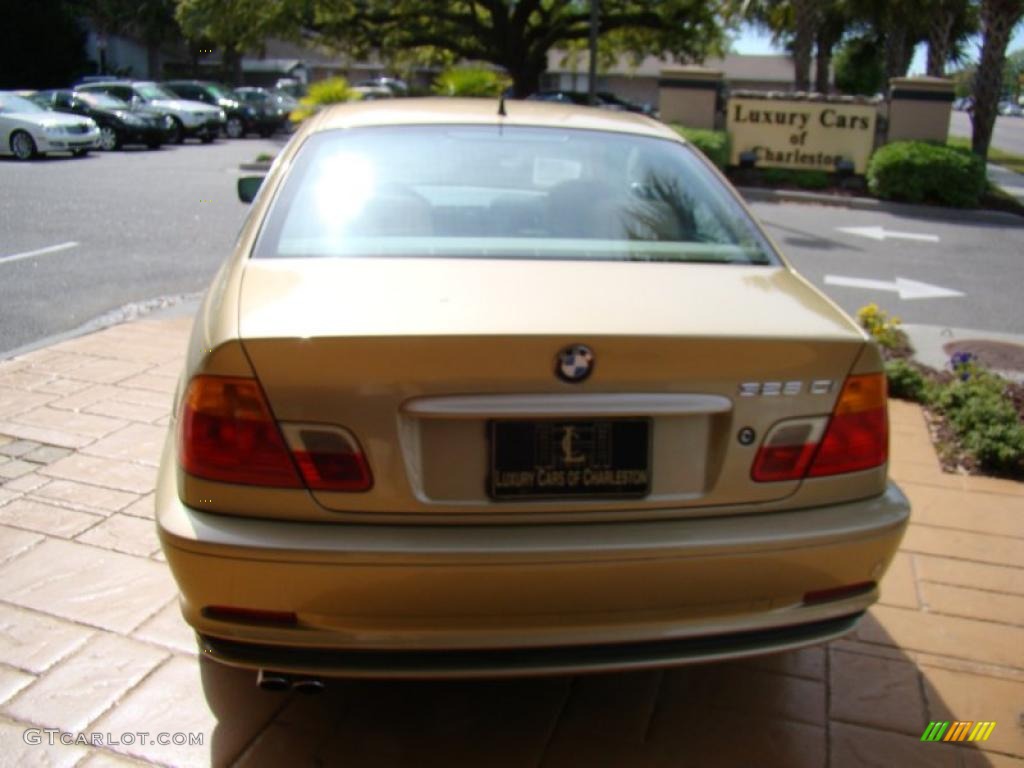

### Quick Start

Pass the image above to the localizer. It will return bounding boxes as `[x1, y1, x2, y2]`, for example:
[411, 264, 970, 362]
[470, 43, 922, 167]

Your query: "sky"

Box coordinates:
[731, 22, 1024, 74]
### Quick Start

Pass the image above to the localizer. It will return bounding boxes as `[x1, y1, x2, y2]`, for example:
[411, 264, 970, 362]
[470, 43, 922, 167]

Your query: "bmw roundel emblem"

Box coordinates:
[556, 344, 594, 383]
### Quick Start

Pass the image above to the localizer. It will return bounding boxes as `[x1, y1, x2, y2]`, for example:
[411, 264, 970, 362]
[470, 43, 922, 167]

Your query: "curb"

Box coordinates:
[738, 186, 1024, 224]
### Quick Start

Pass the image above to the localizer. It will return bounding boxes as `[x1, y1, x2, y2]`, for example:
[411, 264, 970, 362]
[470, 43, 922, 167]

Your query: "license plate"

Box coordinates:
[489, 419, 650, 500]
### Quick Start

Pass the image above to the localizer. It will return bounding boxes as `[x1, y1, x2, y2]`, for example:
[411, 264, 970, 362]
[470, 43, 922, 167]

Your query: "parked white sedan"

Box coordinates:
[0, 92, 100, 159]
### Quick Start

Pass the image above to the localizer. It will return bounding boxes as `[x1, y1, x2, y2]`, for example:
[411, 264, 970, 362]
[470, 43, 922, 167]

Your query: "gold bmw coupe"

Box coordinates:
[156, 98, 909, 686]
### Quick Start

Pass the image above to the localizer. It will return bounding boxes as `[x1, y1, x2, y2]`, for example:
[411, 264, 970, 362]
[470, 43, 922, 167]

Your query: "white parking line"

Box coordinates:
[0, 241, 79, 264]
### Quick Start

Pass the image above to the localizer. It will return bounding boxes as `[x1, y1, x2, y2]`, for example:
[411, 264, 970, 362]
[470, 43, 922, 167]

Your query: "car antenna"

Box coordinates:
[498, 94, 507, 117]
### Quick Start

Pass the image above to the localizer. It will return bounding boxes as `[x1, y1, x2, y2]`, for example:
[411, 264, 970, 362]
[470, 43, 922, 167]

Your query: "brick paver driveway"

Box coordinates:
[0, 317, 1021, 767]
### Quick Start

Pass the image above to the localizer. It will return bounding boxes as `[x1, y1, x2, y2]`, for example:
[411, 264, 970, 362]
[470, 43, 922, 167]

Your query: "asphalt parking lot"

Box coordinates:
[0, 136, 285, 356]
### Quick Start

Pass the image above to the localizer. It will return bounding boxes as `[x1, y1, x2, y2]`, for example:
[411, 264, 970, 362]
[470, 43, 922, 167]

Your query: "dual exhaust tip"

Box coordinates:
[257, 669, 325, 694]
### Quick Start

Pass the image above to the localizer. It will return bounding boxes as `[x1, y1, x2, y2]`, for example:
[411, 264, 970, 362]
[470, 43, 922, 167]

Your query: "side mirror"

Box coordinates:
[237, 175, 263, 203]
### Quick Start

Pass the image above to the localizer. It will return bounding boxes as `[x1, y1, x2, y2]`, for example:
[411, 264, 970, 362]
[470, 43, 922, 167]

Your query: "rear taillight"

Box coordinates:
[179, 376, 302, 487]
[752, 372, 887, 482]
[808, 373, 888, 477]
[179, 375, 373, 491]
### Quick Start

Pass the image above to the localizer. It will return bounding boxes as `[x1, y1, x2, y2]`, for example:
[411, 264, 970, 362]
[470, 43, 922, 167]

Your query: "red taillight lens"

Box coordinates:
[751, 420, 825, 482]
[283, 426, 373, 492]
[179, 375, 302, 487]
[752, 442, 818, 482]
[808, 373, 888, 477]
[751, 373, 887, 482]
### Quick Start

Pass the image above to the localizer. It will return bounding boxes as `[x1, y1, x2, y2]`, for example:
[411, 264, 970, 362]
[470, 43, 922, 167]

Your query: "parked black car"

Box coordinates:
[525, 90, 658, 117]
[75, 81, 223, 144]
[33, 90, 170, 150]
[596, 91, 659, 118]
[162, 80, 268, 138]
[233, 87, 292, 136]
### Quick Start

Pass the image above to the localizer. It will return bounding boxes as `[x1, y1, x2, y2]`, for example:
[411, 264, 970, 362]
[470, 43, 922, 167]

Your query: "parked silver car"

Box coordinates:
[0, 92, 99, 159]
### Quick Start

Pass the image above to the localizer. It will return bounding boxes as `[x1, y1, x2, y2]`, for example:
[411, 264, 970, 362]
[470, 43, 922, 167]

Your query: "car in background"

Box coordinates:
[354, 76, 409, 97]
[75, 80, 223, 144]
[351, 85, 395, 101]
[274, 78, 305, 99]
[527, 90, 634, 112]
[952, 96, 973, 112]
[596, 91, 659, 118]
[158, 99, 910, 683]
[162, 80, 262, 139]
[32, 89, 169, 150]
[997, 100, 1022, 117]
[233, 87, 293, 135]
[0, 91, 99, 160]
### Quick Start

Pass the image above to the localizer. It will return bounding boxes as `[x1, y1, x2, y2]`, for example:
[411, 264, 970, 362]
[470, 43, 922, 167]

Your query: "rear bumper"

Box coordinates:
[157, 452, 910, 676]
[199, 612, 864, 679]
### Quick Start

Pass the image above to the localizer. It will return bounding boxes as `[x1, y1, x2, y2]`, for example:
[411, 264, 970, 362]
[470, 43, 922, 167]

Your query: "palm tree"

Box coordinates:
[926, 0, 977, 76]
[730, 0, 835, 91]
[971, 0, 1024, 158]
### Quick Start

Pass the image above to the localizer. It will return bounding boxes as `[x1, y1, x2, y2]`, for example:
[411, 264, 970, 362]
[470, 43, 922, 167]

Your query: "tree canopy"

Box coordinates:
[176, 0, 307, 83]
[308, 0, 726, 96]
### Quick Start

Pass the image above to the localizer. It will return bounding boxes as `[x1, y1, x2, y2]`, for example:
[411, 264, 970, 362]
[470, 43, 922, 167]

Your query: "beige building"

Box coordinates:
[543, 52, 806, 108]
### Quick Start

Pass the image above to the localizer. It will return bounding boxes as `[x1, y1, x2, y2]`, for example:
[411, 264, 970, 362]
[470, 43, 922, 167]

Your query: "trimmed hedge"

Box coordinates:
[672, 126, 730, 170]
[867, 141, 986, 208]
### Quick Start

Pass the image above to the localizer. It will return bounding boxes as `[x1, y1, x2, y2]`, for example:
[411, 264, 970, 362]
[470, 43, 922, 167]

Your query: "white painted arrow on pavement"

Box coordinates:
[824, 275, 964, 300]
[836, 225, 940, 243]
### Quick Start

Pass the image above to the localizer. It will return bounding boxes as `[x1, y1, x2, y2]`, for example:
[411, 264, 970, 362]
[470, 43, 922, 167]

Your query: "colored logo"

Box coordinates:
[921, 721, 996, 742]
[556, 344, 594, 383]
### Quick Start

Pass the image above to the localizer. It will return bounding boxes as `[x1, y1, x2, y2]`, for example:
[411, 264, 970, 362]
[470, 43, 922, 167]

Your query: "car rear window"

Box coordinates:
[251, 125, 778, 265]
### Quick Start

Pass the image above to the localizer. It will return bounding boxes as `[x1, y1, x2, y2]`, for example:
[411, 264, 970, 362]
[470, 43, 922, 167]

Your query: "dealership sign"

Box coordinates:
[726, 96, 877, 173]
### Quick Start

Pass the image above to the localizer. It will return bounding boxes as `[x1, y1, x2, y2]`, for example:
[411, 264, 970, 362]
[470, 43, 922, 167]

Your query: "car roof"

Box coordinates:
[312, 97, 680, 142]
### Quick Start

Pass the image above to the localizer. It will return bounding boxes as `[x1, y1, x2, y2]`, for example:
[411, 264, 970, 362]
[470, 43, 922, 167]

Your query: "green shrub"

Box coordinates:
[672, 126, 730, 170]
[884, 359, 932, 403]
[290, 77, 359, 122]
[867, 141, 986, 207]
[934, 369, 1024, 472]
[757, 168, 831, 190]
[432, 67, 510, 98]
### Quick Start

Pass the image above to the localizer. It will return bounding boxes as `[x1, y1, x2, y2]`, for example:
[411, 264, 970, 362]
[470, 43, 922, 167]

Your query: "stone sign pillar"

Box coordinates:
[658, 67, 723, 129]
[887, 77, 956, 143]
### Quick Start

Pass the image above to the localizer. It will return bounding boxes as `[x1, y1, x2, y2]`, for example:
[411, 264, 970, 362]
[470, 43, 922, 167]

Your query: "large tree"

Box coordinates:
[175, 0, 307, 84]
[135, 0, 180, 80]
[310, 0, 726, 97]
[971, 0, 1024, 158]
[0, 0, 88, 88]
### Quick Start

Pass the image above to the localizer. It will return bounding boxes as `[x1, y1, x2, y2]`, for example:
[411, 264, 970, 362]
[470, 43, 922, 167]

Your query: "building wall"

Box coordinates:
[84, 30, 152, 79]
